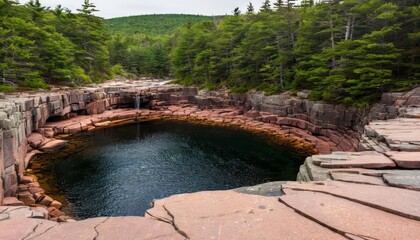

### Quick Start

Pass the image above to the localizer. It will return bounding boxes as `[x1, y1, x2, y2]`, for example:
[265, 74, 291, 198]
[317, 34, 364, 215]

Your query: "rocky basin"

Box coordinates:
[0, 79, 419, 239]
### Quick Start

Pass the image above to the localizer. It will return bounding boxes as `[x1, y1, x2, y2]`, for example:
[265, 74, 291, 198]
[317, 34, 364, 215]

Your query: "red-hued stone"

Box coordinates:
[280, 190, 420, 240]
[386, 151, 420, 169]
[282, 181, 420, 220]
[39, 140, 68, 152]
[330, 172, 387, 186]
[0, 219, 58, 240]
[313, 151, 397, 169]
[96, 217, 184, 240]
[148, 190, 344, 240]
[3, 197, 24, 206]
[28, 133, 44, 148]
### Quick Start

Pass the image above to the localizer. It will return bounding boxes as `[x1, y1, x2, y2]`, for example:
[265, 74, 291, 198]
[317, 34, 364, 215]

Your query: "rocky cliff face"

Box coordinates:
[0, 79, 418, 207]
[0, 80, 197, 206]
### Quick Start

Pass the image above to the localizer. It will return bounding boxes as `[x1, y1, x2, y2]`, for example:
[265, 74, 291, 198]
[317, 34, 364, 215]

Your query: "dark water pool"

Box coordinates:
[43, 121, 306, 219]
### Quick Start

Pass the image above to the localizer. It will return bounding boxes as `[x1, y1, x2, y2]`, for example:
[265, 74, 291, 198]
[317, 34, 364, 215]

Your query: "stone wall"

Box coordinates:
[192, 88, 420, 151]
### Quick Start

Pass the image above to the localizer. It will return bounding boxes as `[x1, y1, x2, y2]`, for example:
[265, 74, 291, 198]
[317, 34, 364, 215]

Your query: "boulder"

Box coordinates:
[39, 139, 68, 152]
[3, 197, 24, 206]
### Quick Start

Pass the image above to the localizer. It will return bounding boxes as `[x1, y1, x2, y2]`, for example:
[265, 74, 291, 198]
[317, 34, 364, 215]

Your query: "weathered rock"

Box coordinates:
[280, 190, 420, 240]
[148, 190, 344, 240]
[282, 181, 420, 220]
[312, 151, 397, 169]
[18, 191, 36, 205]
[330, 172, 386, 186]
[27, 133, 44, 148]
[0, 219, 58, 239]
[39, 195, 53, 207]
[96, 217, 184, 240]
[39, 139, 68, 152]
[385, 151, 420, 169]
[50, 200, 62, 209]
[3, 197, 24, 206]
[383, 172, 420, 191]
[234, 181, 286, 196]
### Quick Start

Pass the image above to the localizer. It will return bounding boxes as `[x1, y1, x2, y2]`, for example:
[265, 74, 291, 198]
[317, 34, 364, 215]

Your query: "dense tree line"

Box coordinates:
[106, 15, 217, 78]
[0, 0, 111, 89]
[105, 14, 213, 36]
[1, 0, 418, 106]
[168, 0, 419, 106]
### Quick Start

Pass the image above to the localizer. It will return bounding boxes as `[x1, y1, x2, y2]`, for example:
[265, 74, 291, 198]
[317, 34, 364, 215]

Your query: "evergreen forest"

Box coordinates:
[0, 0, 112, 89]
[1, 0, 419, 106]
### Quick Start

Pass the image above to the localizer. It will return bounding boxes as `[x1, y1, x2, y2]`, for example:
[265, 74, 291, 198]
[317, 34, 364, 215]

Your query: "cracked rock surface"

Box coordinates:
[1, 182, 419, 240]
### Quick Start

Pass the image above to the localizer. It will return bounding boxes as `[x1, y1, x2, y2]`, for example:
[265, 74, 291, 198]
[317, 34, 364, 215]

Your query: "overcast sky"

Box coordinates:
[35, 0, 266, 19]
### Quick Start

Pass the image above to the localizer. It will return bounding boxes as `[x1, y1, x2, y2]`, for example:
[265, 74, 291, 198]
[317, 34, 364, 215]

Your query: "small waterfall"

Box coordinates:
[134, 95, 141, 109]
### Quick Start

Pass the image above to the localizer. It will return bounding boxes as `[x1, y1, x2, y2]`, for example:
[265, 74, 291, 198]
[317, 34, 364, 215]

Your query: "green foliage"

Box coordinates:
[165, 0, 419, 105]
[0, 84, 16, 92]
[0, 0, 111, 88]
[105, 14, 215, 36]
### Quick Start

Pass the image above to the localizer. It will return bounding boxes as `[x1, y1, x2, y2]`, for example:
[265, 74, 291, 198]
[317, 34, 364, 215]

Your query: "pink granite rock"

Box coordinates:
[0, 219, 58, 239]
[33, 217, 107, 240]
[313, 151, 397, 169]
[3, 197, 24, 206]
[28, 133, 44, 148]
[50, 200, 62, 209]
[96, 217, 183, 240]
[386, 151, 420, 169]
[39, 195, 53, 207]
[330, 172, 387, 186]
[282, 181, 420, 220]
[280, 190, 420, 240]
[148, 190, 344, 240]
[39, 139, 68, 152]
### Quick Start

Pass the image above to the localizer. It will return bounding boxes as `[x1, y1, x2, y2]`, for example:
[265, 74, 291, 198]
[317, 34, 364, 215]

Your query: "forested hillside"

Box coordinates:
[1, 0, 419, 106]
[105, 14, 213, 36]
[167, 0, 419, 106]
[106, 14, 216, 78]
[0, 0, 111, 89]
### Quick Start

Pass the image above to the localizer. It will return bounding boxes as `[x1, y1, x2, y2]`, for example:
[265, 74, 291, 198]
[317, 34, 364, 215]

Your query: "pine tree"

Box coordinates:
[233, 7, 241, 16]
[246, 2, 255, 14]
[260, 0, 272, 13]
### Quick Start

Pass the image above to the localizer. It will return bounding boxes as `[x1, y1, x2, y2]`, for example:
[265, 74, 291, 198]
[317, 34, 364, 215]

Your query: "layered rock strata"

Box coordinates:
[2, 79, 393, 207]
[0, 80, 419, 239]
[1, 180, 419, 239]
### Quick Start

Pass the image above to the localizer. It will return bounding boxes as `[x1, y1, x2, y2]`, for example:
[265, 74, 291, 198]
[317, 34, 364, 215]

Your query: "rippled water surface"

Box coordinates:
[47, 121, 306, 219]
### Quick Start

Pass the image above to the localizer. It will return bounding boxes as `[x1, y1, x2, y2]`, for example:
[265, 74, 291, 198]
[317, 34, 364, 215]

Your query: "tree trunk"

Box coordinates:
[330, 18, 336, 68]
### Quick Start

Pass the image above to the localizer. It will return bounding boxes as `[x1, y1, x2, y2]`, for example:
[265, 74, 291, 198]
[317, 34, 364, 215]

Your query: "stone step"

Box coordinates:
[303, 157, 332, 181]
[361, 134, 390, 153]
[297, 165, 311, 182]
[311, 151, 396, 169]
[400, 106, 420, 118]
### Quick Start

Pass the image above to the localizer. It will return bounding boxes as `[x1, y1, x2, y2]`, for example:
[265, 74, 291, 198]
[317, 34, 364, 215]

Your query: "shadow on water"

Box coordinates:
[30, 120, 307, 219]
